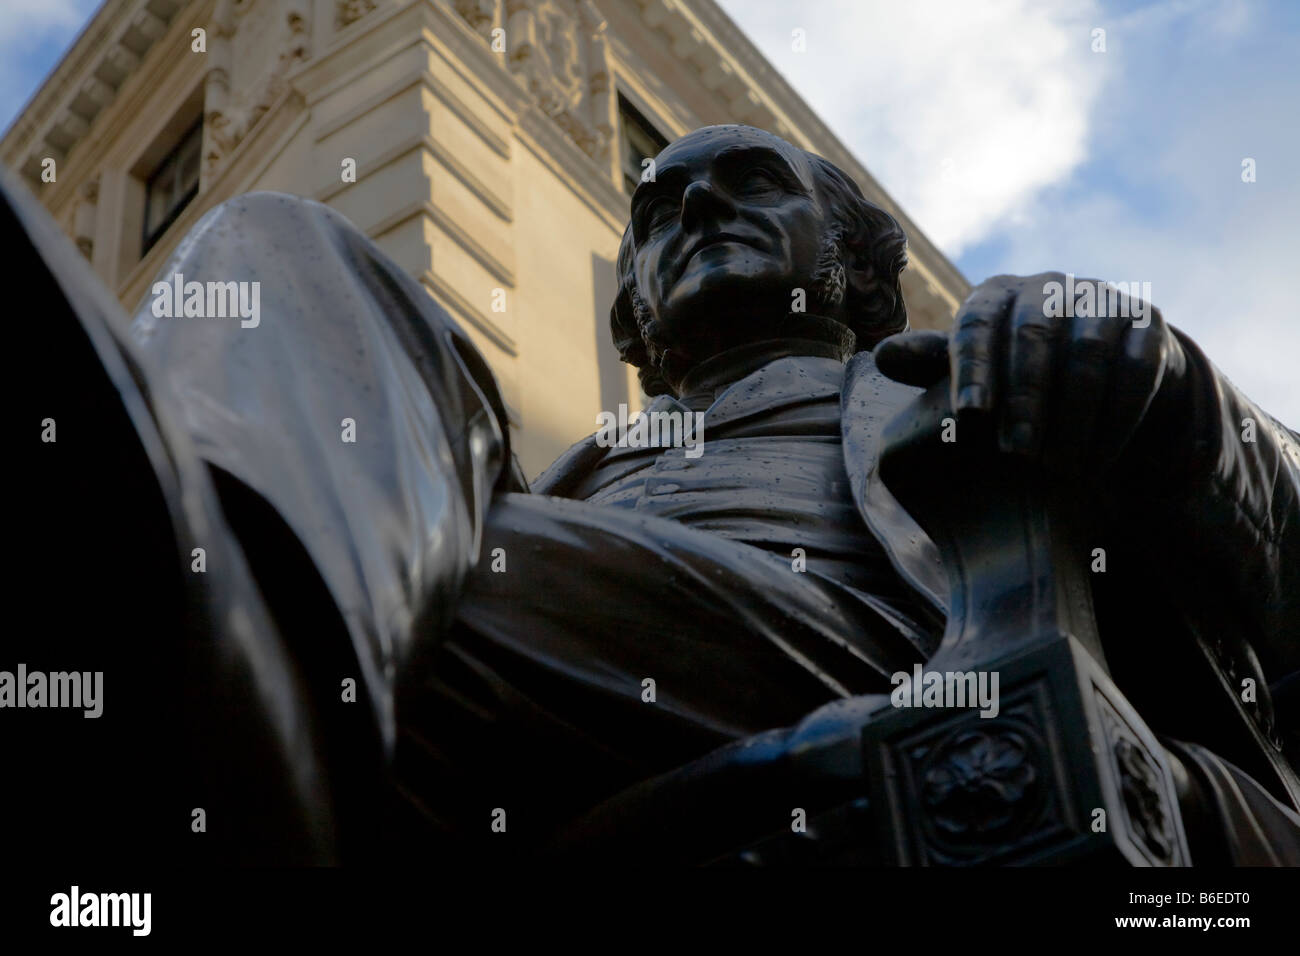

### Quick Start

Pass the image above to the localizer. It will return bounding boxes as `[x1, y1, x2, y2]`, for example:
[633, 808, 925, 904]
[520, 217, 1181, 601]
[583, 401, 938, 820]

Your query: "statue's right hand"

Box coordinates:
[548, 692, 894, 862]
[784, 693, 894, 783]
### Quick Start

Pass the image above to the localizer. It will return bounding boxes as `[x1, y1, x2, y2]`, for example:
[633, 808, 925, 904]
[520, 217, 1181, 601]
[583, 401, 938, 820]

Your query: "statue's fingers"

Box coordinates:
[873, 329, 949, 387]
[1094, 308, 1168, 465]
[949, 280, 1017, 416]
[1043, 306, 1126, 476]
[999, 284, 1065, 456]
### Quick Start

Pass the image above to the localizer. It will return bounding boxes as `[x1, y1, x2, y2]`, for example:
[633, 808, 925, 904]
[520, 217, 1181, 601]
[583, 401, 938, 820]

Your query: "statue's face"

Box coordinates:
[629, 126, 834, 374]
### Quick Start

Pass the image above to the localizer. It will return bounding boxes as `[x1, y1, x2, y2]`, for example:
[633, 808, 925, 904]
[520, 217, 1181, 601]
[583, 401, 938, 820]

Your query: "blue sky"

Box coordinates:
[1, 2, 104, 134]
[719, 0, 1300, 424]
[3, 0, 1297, 422]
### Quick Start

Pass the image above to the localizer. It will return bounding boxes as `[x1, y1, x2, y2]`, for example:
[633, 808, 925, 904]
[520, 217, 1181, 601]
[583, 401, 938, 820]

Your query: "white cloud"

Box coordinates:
[962, 0, 1300, 425]
[721, 0, 1299, 424]
[719, 0, 1110, 253]
[989, 186, 1300, 426]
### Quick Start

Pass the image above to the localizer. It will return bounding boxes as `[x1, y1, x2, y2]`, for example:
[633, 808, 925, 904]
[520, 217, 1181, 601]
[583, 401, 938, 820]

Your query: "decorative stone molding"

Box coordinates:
[336, 0, 379, 29]
[454, 0, 500, 36]
[73, 176, 101, 259]
[204, 0, 312, 182]
[1, 0, 187, 186]
[452, 0, 616, 170]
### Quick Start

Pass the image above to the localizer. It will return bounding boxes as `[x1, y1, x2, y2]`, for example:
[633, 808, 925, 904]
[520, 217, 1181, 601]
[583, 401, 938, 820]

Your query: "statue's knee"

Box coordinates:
[167, 190, 367, 272]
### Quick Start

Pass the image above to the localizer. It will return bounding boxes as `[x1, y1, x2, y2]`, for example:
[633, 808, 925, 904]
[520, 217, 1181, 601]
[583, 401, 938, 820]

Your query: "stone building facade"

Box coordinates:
[2, 0, 969, 477]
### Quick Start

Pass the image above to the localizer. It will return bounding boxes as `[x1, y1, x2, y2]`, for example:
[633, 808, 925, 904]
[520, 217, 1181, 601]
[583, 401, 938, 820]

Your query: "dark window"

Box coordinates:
[618, 93, 669, 197]
[143, 119, 202, 255]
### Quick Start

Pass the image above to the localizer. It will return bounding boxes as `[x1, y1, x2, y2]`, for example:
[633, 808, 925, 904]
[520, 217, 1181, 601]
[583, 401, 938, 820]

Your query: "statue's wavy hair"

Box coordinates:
[609, 144, 910, 397]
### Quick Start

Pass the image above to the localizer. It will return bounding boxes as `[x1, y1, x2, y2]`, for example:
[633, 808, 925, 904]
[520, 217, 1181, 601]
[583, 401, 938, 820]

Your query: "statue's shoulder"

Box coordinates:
[840, 350, 927, 478]
[531, 393, 687, 497]
[530, 432, 607, 498]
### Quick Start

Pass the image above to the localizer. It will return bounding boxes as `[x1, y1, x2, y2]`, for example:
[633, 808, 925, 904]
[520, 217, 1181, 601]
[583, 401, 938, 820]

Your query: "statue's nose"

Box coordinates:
[680, 180, 734, 233]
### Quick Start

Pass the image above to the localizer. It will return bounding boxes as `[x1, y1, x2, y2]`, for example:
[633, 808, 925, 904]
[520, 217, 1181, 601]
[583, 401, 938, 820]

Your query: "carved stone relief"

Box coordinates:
[204, 0, 312, 181]
[337, 0, 379, 30]
[454, 0, 615, 166]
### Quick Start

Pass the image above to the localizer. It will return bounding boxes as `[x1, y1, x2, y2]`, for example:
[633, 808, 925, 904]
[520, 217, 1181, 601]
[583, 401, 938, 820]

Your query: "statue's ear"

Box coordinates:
[610, 282, 673, 397]
[842, 238, 879, 311]
[839, 224, 908, 349]
[610, 286, 641, 364]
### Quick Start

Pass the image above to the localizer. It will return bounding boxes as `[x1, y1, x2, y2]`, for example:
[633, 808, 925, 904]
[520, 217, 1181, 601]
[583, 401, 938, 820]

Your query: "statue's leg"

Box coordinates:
[3, 173, 338, 864]
[6, 176, 513, 862]
[385, 491, 925, 860]
[126, 188, 516, 735]
[121, 190, 517, 856]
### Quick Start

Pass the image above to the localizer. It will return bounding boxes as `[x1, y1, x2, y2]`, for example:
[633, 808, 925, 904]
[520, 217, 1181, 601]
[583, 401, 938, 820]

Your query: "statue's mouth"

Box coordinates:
[679, 232, 759, 277]
[689, 233, 748, 255]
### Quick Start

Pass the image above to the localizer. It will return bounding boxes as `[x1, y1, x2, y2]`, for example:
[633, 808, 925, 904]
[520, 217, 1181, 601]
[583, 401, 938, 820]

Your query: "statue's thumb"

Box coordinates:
[873, 329, 950, 388]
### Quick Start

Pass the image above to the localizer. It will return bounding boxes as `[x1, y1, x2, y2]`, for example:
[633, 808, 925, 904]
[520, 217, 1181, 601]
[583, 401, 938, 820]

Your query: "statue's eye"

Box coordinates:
[643, 196, 679, 233]
[733, 166, 783, 200]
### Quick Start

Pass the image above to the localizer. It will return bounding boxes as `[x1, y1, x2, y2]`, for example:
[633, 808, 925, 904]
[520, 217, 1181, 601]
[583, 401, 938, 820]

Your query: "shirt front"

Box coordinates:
[571, 352, 940, 656]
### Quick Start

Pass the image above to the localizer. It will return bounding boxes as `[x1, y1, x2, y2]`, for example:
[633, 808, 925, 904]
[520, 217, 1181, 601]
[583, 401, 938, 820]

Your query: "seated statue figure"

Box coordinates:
[6, 124, 1298, 865]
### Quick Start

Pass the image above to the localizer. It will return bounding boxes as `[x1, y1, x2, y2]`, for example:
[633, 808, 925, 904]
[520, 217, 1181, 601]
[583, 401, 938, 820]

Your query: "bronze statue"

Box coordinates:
[6, 124, 1298, 865]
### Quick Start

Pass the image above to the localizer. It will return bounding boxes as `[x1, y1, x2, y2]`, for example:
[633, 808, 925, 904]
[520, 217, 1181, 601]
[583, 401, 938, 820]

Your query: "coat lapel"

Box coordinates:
[841, 350, 950, 619]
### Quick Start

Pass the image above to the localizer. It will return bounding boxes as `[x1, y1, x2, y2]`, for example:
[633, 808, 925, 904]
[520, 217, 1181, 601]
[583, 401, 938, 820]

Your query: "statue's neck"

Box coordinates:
[671, 313, 856, 405]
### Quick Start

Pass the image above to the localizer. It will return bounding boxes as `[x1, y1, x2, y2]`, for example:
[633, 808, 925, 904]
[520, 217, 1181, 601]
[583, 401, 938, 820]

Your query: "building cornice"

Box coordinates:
[317, 129, 513, 223]
[5, 0, 968, 309]
[418, 0, 630, 233]
[1, 0, 193, 184]
[298, 0, 533, 140]
[300, 3, 628, 235]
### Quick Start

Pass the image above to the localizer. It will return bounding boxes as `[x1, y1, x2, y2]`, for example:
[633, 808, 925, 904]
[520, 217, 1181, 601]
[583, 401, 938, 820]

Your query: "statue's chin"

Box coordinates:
[644, 324, 729, 374]
[643, 314, 793, 391]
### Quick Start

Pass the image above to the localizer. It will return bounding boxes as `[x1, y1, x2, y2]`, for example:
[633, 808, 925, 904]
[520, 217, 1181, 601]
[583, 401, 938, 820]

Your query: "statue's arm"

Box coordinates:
[548, 695, 889, 863]
[875, 280, 1299, 683]
[1118, 327, 1300, 679]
